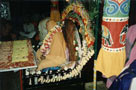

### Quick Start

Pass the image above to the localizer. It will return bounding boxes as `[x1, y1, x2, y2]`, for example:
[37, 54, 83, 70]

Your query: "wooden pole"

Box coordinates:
[93, 0, 100, 90]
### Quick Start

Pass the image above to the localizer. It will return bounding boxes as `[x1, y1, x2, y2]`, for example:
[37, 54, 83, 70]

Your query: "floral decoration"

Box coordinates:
[61, 1, 95, 48]
[24, 1, 95, 85]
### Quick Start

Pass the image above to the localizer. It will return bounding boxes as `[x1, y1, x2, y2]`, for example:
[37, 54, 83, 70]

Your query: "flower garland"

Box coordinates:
[66, 12, 85, 34]
[61, 1, 94, 48]
[25, 40, 94, 84]
[40, 25, 62, 56]
[24, 1, 95, 85]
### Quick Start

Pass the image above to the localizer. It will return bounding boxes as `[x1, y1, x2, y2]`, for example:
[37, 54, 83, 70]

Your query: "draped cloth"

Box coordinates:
[125, 24, 136, 66]
[96, 0, 130, 78]
[36, 32, 66, 71]
[38, 18, 49, 42]
[109, 60, 136, 90]
[36, 20, 67, 71]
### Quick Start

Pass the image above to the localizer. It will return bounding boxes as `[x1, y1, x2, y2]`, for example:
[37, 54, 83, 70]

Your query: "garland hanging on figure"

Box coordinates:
[24, 1, 95, 85]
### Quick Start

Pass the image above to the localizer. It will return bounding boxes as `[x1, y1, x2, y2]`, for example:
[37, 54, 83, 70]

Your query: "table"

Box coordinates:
[0, 40, 37, 90]
[0, 40, 37, 72]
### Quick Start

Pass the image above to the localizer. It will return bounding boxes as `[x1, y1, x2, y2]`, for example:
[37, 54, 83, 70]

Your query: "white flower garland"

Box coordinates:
[25, 40, 94, 84]
[40, 25, 62, 56]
